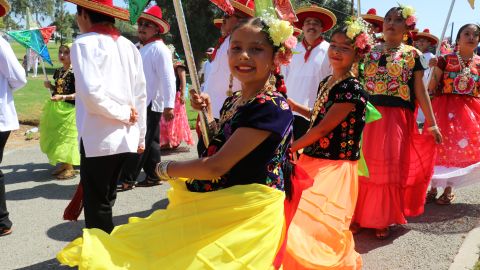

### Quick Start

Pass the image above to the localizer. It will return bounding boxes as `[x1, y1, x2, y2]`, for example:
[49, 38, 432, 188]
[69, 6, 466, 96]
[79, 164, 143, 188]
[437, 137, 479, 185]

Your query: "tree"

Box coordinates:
[52, 0, 75, 43]
[154, 0, 223, 66]
[9, 0, 55, 27]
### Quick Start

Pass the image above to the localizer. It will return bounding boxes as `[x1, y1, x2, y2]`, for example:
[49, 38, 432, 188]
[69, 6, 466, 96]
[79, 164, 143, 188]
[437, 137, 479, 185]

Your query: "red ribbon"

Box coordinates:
[142, 36, 162, 46]
[89, 24, 120, 41]
[302, 37, 324, 62]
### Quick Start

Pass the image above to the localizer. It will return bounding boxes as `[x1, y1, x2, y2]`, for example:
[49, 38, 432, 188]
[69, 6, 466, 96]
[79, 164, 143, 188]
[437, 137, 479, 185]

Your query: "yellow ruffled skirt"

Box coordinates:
[57, 181, 285, 269]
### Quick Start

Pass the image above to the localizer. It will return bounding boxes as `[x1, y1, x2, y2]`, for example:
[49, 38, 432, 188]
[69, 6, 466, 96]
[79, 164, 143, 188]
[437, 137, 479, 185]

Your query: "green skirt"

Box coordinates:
[39, 100, 80, 166]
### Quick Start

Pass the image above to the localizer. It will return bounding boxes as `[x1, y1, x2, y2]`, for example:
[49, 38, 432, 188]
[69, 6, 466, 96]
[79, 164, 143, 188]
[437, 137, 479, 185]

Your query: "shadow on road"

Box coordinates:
[354, 225, 410, 254]
[1, 162, 58, 185]
[6, 182, 77, 201]
[15, 258, 69, 270]
[406, 203, 480, 234]
[46, 198, 169, 242]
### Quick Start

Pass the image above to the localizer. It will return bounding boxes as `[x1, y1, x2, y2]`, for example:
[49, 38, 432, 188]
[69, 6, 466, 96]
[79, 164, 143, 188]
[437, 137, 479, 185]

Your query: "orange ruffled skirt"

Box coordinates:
[354, 106, 436, 229]
[283, 156, 362, 270]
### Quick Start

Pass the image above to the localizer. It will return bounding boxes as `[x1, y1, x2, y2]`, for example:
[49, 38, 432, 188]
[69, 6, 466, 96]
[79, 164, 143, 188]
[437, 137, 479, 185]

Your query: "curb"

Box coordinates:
[449, 226, 480, 270]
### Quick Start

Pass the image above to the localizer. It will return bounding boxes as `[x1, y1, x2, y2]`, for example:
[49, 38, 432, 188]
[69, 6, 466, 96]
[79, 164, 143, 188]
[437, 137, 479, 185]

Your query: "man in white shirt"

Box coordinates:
[118, 5, 175, 189]
[69, 0, 146, 233]
[285, 6, 336, 140]
[0, 0, 27, 237]
[196, 0, 254, 155]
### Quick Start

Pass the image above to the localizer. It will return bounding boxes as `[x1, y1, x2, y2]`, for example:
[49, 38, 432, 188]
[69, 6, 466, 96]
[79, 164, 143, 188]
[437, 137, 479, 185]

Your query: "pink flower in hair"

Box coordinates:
[406, 15, 417, 26]
[284, 36, 298, 50]
[355, 33, 369, 50]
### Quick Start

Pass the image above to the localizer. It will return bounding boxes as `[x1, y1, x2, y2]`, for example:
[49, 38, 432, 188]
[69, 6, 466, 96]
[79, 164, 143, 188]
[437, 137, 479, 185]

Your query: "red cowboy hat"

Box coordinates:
[65, 0, 129, 21]
[413, 29, 439, 45]
[361, 8, 383, 32]
[139, 5, 170, 34]
[293, 6, 337, 33]
[293, 27, 302, 37]
[0, 0, 10, 17]
[213, 18, 223, 29]
[231, 0, 254, 17]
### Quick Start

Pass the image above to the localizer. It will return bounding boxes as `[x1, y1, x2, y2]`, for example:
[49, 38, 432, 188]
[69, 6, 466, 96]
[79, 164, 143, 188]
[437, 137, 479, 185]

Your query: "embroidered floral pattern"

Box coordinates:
[363, 45, 420, 101]
[186, 90, 293, 193]
[303, 78, 368, 161]
[436, 53, 480, 97]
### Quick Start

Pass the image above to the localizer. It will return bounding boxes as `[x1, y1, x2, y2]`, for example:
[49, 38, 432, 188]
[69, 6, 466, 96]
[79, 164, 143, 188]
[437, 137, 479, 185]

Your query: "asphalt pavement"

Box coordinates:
[0, 134, 479, 270]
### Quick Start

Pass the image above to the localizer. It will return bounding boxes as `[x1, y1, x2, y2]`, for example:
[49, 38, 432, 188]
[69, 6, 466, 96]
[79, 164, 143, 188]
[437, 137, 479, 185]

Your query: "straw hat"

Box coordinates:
[361, 8, 383, 31]
[65, 0, 129, 21]
[413, 29, 439, 45]
[231, 0, 255, 17]
[0, 0, 10, 17]
[139, 5, 170, 34]
[293, 5, 337, 33]
[214, 18, 223, 29]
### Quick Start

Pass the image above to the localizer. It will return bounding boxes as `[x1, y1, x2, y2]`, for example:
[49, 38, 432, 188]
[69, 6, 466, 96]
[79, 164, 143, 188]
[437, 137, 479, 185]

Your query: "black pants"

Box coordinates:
[120, 105, 162, 184]
[293, 115, 310, 140]
[0, 131, 12, 229]
[80, 142, 129, 233]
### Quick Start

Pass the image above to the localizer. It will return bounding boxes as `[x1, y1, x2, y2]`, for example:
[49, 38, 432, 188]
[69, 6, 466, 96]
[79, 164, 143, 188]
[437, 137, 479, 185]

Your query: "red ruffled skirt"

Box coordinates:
[353, 106, 436, 229]
[431, 95, 480, 188]
[160, 92, 194, 148]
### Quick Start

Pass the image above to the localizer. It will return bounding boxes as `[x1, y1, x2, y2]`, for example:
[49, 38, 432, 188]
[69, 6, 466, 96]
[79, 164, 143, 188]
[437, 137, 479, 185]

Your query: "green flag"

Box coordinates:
[129, 0, 151, 24]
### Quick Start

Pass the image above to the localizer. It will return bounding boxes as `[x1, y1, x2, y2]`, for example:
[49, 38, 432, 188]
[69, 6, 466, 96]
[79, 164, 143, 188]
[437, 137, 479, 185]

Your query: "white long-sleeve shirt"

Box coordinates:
[71, 32, 147, 158]
[203, 37, 241, 119]
[284, 41, 332, 118]
[140, 40, 176, 112]
[0, 36, 27, 132]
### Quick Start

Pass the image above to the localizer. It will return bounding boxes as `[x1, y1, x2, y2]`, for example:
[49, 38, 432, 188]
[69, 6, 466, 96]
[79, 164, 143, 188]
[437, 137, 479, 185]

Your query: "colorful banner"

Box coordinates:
[129, 0, 151, 24]
[274, 0, 298, 22]
[7, 26, 56, 65]
[210, 0, 235, 15]
[468, 0, 475, 8]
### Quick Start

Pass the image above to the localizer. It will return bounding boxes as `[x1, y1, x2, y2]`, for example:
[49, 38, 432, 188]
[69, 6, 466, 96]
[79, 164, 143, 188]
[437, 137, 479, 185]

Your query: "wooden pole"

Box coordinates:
[172, 0, 211, 146]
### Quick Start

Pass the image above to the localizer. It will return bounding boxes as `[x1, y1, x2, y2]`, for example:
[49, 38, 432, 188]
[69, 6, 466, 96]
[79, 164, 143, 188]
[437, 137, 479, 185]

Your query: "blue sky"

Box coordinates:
[64, 0, 479, 40]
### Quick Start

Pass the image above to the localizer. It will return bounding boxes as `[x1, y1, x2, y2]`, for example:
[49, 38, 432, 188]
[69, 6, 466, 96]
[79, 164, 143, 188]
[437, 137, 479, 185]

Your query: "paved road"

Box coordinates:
[0, 135, 479, 269]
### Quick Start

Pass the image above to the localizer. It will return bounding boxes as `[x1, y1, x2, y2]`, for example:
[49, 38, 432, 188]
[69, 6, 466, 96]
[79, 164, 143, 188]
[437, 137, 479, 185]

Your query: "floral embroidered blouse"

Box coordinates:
[434, 53, 480, 97]
[52, 66, 75, 105]
[303, 77, 368, 161]
[186, 90, 294, 192]
[360, 44, 426, 110]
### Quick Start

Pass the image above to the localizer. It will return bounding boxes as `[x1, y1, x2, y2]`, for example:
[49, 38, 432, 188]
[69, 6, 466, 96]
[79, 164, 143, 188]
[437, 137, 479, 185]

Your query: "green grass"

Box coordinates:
[474, 260, 480, 270]
[9, 42, 198, 128]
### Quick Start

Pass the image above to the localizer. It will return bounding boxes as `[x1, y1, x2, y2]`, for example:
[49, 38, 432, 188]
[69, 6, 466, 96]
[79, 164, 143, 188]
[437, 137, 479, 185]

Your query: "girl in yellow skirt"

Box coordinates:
[283, 17, 374, 269]
[57, 15, 298, 269]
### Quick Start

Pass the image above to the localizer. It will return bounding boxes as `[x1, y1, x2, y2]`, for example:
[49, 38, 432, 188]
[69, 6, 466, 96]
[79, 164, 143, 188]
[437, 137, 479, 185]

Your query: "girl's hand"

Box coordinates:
[189, 89, 211, 112]
[44, 81, 52, 89]
[429, 128, 443, 144]
[180, 95, 185, 104]
[50, 95, 63, 102]
[429, 57, 438, 68]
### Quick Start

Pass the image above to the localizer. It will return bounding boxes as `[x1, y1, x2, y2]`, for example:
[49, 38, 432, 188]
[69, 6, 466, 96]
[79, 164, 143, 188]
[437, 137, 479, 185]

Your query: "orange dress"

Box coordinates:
[283, 77, 367, 269]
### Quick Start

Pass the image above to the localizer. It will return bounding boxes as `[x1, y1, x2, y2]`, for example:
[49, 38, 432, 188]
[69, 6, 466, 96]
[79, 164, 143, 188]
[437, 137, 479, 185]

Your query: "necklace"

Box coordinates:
[383, 43, 405, 64]
[56, 66, 72, 95]
[218, 83, 274, 128]
[309, 72, 354, 129]
[454, 50, 475, 94]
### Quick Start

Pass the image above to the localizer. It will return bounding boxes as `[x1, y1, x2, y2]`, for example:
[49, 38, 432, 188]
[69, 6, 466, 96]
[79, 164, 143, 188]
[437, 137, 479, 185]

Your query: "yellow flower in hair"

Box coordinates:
[269, 20, 293, 47]
[346, 21, 362, 40]
[401, 5, 415, 18]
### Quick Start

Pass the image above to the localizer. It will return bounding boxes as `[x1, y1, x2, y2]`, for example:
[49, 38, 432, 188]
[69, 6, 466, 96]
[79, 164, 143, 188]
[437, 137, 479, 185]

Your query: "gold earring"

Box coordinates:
[403, 34, 408, 42]
[226, 73, 234, 97]
[269, 73, 277, 86]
